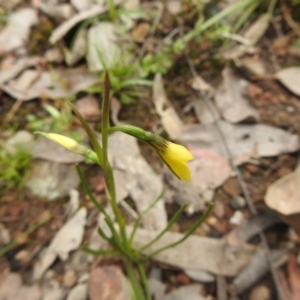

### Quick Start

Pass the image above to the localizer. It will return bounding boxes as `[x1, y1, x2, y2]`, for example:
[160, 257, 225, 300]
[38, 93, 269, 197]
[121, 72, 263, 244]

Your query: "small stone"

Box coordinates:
[230, 196, 246, 209]
[88, 266, 132, 300]
[63, 270, 77, 288]
[245, 164, 260, 174]
[67, 283, 87, 300]
[176, 273, 191, 284]
[76, 96, 101, 122]
[131, 22, 150, 40]
[229, 211, 244, 225]
[222, 177, 241, 197]
[15, 250, 30, 263]
[184, 269, 215, 283]
[249, 285, 270, 300]
[26, 160, 80, 201]
[45, 48, 64, 63]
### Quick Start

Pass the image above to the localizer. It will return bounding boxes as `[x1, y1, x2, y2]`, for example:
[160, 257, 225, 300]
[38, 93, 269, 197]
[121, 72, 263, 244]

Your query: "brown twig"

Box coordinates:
[3, 98, 23, 124]
[184, 51, 285, 300]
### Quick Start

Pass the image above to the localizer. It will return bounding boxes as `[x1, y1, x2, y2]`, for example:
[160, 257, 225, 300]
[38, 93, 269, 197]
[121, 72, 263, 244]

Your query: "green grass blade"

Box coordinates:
[144, 203, 214, 259]
[137, 204, 187, 253]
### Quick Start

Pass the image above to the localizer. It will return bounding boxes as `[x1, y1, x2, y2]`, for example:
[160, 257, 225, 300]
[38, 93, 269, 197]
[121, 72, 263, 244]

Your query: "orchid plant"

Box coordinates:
[36, 73, 213, 300]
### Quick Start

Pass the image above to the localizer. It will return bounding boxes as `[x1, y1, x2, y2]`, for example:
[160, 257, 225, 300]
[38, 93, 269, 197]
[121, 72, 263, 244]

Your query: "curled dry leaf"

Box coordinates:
[215, 67, 260, 123]
[275, 67, 300, 96]
[49, 0, 124, 44]
[0, 57, 40, 85]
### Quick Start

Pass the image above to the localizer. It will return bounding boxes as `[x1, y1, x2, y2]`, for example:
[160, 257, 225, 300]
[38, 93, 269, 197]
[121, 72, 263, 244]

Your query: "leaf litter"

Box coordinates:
[2, 0, 300, 299]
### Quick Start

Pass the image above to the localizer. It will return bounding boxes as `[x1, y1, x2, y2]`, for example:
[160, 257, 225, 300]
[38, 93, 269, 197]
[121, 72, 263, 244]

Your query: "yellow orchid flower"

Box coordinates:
[155, 140, 194, 182]
[109, 125, 194, 182]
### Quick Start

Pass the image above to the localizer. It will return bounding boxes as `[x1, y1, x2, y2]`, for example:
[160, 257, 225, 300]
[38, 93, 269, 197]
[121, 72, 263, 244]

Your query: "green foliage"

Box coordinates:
[27, 103, 80, 140]
[0, 147, 31, 195]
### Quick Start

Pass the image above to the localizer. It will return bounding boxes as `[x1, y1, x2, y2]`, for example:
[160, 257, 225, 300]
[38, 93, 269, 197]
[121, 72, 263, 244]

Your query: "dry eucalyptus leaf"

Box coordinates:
[215, 67, 260, 123]
[265, 165, 300, 216]
[153, 73, 184, 139]
[181, 121, 300, 162]
[33, 208, 87, 280]
[0, 8, 38, 54]
[49, 0, 123, 44]
[130, 227, 255, 276]
[0, 57, 40, 85]
[275, 67, 300, 96]
[1, 68, 99, 101]
[86, 22, 121, 72]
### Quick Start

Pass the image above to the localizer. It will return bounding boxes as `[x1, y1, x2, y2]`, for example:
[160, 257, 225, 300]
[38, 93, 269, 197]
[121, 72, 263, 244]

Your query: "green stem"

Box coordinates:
[101, 72, 128, 249]
[124, 259, 147, 300]
[137, 263, 152, 300]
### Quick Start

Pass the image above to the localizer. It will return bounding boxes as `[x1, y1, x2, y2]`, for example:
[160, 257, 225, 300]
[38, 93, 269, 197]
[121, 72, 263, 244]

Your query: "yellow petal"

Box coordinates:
[158, 142, 194, 182]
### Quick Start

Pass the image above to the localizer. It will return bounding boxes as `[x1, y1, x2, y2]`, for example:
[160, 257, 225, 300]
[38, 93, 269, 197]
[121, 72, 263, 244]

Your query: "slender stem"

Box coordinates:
[124, 259, 147, 300]
[101, 72, 128, 248]
[137, 263, 152, 300]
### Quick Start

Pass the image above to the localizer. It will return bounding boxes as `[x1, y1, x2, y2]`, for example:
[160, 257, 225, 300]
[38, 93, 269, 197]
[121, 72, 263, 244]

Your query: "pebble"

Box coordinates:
[63, 270, 77, 288]
[249, 285, 270, 300]
[229, 211, 244, 225]
[15, 250, 30, 264]
[231, 196, 246, 209]
[67, 283, 87, 300]
[88, 266, 132, 300]
[222, 177, 241, 197]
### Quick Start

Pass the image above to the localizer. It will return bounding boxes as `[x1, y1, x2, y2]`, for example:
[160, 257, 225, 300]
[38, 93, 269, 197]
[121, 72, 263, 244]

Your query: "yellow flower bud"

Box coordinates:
[36, 132, 86, 154]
